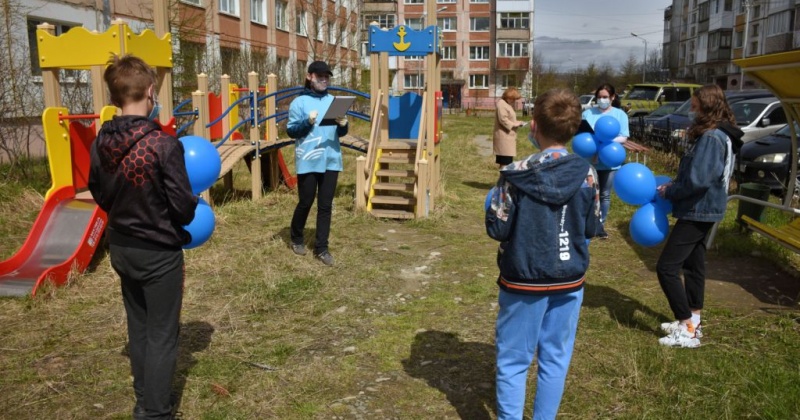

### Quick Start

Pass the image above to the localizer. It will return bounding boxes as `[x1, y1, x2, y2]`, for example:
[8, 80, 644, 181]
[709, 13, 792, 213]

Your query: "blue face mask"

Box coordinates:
[148, 99, 161, 122]
[528, 131, 540, 150]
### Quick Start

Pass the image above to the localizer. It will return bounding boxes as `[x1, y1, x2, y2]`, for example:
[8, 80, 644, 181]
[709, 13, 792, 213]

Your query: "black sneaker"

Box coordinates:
[291, 243, 307, 256]
[314, 251, 334, 266]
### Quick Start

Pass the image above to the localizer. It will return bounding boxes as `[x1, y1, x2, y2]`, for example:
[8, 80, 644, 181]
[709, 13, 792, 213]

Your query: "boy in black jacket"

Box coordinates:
[89, 54, 197, 420]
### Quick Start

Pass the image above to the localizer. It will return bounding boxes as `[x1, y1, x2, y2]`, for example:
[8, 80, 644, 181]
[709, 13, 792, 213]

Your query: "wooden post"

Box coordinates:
[356, 156, 366, 210]
[416, 159, 429, 218]
[37, 23, 61, 108]
[248, 71, 262, 200]
[379, 52, 389, 143]
[90, 65, 106, 134]
[152, 0, 173, 122]
[266, 73, 280, 190]
[220, 74, 233, 191]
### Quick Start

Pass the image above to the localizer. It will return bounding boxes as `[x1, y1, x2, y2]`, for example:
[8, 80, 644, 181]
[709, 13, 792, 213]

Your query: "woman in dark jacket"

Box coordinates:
[655, 84, 743, 348]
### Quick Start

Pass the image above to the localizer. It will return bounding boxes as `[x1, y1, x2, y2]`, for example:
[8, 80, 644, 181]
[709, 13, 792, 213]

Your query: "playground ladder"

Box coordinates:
[367, 140, 419, 219]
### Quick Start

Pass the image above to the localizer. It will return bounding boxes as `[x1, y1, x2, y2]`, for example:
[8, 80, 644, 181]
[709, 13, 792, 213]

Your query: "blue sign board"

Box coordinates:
[368, 25, 440, 56]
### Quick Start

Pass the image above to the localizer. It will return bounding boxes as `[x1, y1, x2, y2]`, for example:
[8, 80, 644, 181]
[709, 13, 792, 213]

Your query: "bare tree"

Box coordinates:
[0, 0, 46, 178]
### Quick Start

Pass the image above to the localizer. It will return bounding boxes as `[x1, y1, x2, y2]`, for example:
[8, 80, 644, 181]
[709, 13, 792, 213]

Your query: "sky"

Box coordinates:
[534, 0, 673, 72]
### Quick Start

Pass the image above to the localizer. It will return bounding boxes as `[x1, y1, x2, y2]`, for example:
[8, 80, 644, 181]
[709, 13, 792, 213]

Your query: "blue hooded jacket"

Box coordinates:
[286, 88, 349, 174]
[486, 151, 601, 295]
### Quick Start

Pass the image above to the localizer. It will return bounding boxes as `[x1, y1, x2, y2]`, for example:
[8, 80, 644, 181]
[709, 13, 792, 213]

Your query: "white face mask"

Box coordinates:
[597, 97, 611, 110]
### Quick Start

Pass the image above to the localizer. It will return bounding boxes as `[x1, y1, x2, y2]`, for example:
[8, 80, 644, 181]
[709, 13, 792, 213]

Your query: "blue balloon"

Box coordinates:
[613, 162, 657, 205]
[485, 187, 495, 211]
[594, 115, 621, 143]
[598, 142, 626, 167]
[653, 175, 673, 214]
[630, 203, 670, 247]
[180, 135, 222, 195]
[572, 132, 597, 159]
[184, 197, 216, 249]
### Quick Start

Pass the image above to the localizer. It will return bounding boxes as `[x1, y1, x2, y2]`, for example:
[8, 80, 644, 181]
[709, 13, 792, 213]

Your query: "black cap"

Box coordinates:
[308, 61, 333, 76]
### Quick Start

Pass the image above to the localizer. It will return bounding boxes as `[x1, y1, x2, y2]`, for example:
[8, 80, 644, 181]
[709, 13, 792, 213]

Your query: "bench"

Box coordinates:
[739, 215, 800, 254]
[706, 194, 800, 250]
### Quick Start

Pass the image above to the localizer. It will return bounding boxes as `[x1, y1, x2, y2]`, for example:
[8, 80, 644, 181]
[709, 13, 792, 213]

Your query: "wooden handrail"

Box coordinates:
[414, 92, 427, 175]
[363, 90, 384, 200]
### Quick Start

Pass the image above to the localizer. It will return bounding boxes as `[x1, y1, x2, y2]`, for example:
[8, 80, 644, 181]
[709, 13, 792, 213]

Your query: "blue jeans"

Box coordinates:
[496, 288, 584, 420]
[597, 169, 615, 224]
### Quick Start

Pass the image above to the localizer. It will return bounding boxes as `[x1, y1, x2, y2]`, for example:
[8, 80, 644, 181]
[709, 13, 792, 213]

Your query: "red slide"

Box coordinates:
[0, 186, 107, 297]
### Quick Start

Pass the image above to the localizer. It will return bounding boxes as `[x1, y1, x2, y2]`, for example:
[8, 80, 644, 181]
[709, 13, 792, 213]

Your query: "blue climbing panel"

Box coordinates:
[388, 93, 422, 140]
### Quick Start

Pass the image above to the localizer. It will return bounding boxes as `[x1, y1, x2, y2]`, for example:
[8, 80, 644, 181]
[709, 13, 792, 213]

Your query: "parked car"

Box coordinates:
[579, 94, 595, 110]
[621, 82, 701, 117]
[628, 101, 682, 139]
[736, 122, 800, 196]
[641, 91, 781, 151]
[731, 97, 787, 142]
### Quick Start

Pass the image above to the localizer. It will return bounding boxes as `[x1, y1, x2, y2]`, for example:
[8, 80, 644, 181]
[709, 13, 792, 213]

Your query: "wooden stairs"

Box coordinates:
[368, 140, 419, 219]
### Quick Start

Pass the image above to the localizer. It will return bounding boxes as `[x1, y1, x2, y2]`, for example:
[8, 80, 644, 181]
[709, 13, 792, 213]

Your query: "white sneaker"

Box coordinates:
[659, 325, 701, 348]
[660, 321, 703, 338]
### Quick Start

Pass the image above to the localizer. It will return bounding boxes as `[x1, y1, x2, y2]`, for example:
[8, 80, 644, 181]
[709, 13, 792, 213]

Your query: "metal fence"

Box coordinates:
[629, 115, 689, 155]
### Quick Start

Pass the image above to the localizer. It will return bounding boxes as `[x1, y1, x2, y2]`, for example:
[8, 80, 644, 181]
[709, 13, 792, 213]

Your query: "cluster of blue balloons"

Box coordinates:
[572, 116, 626, 168]
[612, 163, 673, 247]
[180, 135, 222, 249]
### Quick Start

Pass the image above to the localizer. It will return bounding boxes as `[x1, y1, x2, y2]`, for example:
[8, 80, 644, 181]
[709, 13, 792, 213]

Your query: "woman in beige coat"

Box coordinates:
[493, 88, 526, 166]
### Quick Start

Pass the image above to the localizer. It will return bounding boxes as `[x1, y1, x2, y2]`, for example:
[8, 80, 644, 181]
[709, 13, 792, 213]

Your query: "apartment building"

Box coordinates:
[12, 0, 360, 97]
[662, 0, 799, 89]
[360, 0, 535, 109]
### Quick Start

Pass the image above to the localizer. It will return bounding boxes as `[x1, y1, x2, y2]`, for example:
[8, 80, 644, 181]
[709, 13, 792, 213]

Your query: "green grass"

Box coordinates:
[0, 115, 799, 419]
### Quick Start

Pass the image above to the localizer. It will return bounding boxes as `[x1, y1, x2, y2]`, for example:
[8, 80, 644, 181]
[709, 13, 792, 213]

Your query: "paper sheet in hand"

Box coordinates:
[323, 96, 356, 120]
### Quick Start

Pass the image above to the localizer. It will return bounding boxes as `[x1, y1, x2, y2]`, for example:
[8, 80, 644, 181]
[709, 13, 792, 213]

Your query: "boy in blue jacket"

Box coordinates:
[486, 88, 601, 420]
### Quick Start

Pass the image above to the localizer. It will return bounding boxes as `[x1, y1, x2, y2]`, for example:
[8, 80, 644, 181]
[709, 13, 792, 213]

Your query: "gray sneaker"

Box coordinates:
[315, 251, 334, 266]
[291, 243, 307, 256]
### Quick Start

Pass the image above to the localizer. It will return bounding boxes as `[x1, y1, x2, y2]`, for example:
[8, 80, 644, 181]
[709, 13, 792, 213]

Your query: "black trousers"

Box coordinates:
[655, 219, 714, 321]
[290, 171, 339, 254]
[110, 244, 184, 420]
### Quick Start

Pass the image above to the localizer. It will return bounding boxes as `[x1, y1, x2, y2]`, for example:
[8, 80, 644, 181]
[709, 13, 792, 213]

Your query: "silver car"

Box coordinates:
[731, 97, 787, 142]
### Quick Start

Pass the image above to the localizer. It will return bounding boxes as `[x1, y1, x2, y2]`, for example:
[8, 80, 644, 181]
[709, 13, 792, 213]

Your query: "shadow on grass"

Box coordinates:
[462, 181, 496, 190]
[402, 330, 496, 420]
[611, 220, 799, 307]
[273, 227, 318, 250]
[173, 321, 215, 412]
[583, 284, 667, 335]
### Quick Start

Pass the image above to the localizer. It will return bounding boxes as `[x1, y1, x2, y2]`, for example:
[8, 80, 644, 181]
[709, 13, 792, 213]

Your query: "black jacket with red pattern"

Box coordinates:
[89, 115, 197, 250]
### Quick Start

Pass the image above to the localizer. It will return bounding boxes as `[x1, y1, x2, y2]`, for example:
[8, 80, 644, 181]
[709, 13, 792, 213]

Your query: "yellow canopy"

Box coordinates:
[735, 50, 800, 206]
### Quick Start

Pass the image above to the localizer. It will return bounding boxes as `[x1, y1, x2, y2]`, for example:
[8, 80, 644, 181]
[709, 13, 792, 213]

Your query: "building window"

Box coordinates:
[497, 42, 528, 57]
[363, 14, 396, 30]
[499, 12, 530, 29]
[753, 5, 760, 18]
[316, 20, 323, 41]
[27, 18, 78, 75]
[767, 11, 791, 36]
[220, 0, 238, 15]
[724, 0, 732, 11]
[404, 73, 424, 88]
[220, 47, 241, 77]
[181, 0, 201, 5]
[296, 11, 307, 35]
[734, 30, 743, 48]
[441, 71, 454, 79]
[469, 46, 489, 60]
[441, 45, 457, 60]
[404, 0, 423, 3]
[329, 21, 338, 44]
[470, 17, 489, 31]
[438, 0, 457, 3]
[698, 2, 709, 21]
[406, 55, 423, 61]
[275, 1, 287, 30]
[469, 74, 488, 89]
[437, 17, 457, 32]
[251, 0, 266, 24]
[470, 0, 489, 3]
[500, 74, 518, 88]
[751, 23, 759, 37]
[405, 18, 424, 30]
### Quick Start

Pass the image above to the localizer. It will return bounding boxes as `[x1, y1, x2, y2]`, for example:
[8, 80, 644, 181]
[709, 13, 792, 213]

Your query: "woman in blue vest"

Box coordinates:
[582, 83, 629, 238]
[286, 61, 349, 266]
